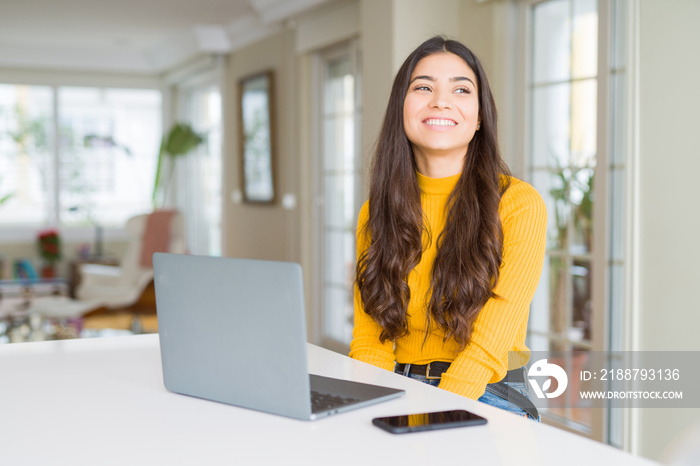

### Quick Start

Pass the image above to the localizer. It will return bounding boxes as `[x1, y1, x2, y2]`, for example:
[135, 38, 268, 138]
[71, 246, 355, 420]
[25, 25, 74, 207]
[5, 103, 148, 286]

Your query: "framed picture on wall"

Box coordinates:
[238, 70, 276, 204]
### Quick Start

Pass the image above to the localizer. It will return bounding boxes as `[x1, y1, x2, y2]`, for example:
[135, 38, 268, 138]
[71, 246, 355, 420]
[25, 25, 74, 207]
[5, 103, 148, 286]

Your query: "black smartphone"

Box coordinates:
[372, 409, 487, 434]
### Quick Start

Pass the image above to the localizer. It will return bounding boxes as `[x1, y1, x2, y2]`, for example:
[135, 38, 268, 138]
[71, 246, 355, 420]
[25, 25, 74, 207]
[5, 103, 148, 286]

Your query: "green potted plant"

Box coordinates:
[151, 123, 204, 208]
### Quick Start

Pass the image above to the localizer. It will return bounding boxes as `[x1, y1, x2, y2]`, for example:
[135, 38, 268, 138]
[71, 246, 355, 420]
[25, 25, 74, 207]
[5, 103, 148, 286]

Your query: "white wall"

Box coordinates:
[391, 0, 460, 72]
[638, 1, 700, 352]
[358, 0, 394, 190]
[222, 30, 299, 262]
[459, 1, 519, 174]
[637, 0, 700, 461]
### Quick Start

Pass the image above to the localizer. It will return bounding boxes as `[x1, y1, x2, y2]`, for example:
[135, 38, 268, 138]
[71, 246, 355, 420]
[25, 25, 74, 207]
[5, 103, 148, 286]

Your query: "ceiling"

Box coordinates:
[0, 0, 334, 74]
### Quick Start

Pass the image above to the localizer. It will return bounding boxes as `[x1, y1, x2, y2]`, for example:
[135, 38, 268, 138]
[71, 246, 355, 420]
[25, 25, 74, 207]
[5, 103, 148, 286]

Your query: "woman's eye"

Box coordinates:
[455, 87, 471, 94]
[414, 85, 431, 92]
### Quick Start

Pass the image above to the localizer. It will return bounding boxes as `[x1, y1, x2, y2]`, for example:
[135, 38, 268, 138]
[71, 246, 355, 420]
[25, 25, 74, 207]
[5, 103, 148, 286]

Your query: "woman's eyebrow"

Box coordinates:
[409, 75, 476, 87]
[451, 76, 476, 86]
[409, 75, 435, 83]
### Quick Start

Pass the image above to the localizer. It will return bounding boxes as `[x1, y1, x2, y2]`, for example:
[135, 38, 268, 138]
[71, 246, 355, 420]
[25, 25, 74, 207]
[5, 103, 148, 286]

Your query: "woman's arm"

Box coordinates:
[348, 201, 396, 371]
[439, 180, 547, 399]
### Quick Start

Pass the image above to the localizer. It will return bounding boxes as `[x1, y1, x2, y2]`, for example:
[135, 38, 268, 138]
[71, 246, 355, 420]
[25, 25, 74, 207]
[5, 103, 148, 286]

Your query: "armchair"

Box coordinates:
[77, 210, 186, 332]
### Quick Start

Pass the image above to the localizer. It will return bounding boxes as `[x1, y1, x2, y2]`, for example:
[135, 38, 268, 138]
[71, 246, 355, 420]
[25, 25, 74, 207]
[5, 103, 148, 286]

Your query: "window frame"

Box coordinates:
[310, 39, 362, 354]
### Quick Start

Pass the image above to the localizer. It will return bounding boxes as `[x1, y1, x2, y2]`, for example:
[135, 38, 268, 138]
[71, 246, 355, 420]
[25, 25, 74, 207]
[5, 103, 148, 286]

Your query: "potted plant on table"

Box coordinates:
[37, 229, 62, 278]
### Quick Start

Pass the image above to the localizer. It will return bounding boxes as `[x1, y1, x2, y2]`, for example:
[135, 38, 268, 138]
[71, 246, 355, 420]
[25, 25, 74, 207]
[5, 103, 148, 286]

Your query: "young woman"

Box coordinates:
[349, 36, 547, 419]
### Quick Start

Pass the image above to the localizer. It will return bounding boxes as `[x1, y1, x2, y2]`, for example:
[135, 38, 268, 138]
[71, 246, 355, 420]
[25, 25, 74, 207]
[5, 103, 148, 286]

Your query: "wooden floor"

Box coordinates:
[82, 312, 159, 334]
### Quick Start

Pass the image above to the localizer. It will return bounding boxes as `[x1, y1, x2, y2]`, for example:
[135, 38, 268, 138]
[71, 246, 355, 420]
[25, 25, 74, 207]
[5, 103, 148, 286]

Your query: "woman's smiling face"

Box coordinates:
[403, 52, 480, 175]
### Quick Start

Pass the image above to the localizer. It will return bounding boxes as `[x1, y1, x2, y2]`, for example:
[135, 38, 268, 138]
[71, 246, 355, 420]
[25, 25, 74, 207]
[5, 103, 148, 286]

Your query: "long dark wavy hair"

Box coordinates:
[355, 36, 511, 349]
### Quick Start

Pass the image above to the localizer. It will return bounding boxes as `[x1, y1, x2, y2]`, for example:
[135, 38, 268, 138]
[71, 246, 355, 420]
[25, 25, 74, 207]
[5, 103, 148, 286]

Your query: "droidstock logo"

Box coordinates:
[528, 359, 569, 399]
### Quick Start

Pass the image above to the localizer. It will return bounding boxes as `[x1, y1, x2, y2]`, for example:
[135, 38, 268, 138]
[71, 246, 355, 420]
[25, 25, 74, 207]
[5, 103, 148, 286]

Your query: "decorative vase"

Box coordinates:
[40, 262, 56, 279]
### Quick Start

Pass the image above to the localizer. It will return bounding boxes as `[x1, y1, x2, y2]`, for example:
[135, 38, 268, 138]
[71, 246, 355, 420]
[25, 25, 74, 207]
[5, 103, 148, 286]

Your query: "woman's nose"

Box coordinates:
[429, 90, 452, 109]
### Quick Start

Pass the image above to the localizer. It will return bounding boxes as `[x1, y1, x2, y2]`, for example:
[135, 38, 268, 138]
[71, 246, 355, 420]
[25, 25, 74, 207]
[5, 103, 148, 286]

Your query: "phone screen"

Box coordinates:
[372, 409, 487, 434]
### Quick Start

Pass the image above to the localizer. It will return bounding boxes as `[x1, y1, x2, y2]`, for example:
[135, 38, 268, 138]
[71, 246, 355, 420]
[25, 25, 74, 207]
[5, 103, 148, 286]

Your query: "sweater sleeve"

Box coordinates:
[438, 181, 547, 399]
[348, 201, 396, 371]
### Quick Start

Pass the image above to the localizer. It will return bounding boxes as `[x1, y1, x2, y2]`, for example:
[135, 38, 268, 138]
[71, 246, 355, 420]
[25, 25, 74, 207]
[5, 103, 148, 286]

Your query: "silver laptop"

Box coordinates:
[153, 253, 404, 421]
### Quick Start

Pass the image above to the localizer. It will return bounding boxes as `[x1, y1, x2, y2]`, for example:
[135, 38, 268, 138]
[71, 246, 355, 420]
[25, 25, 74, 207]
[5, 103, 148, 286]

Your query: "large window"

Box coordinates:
[522, 0, 629, 443]
[0, 84, 161, 232]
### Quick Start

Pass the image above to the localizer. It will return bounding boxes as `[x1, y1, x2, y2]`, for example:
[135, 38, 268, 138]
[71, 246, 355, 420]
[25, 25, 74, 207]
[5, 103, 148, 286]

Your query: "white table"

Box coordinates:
[0, 335, 657, 465]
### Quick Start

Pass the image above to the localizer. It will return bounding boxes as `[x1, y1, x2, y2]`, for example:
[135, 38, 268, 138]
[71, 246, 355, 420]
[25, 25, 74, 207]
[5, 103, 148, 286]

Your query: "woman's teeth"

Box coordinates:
[424, 119, 456, 126]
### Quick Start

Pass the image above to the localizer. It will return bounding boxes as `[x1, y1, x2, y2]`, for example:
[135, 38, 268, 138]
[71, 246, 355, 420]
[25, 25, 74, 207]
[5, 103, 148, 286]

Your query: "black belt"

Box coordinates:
[395, 362, 452, 380]
[394, 362, 538, 420]
[395, 362, 526, 382]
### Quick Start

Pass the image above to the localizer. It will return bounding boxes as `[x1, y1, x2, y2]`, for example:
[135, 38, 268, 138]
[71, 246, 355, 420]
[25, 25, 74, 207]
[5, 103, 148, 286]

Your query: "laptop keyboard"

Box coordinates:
[310, 390, 361, 413]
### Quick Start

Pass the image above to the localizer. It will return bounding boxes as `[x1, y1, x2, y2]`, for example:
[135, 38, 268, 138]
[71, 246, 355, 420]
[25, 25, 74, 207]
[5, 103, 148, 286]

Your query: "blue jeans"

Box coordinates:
[394, 365, 539, 421]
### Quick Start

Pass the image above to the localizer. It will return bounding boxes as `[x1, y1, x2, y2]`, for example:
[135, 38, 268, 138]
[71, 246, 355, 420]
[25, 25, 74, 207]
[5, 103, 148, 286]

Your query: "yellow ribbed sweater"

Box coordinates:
[349, 172, 547, 400]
